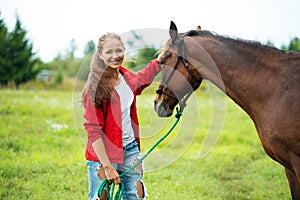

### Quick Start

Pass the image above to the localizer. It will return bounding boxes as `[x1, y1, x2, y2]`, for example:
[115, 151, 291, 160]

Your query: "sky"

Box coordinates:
[0, 0, 299, 62]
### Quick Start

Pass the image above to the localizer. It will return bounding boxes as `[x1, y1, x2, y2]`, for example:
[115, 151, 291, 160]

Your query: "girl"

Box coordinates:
[82, 32, 162, 200]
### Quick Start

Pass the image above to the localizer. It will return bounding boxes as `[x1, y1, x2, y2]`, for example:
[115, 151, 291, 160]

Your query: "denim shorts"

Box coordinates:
[87, 141, 146, 200]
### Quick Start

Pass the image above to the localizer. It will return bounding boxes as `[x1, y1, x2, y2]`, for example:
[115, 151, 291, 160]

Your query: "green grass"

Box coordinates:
[0, 84, 290, 199]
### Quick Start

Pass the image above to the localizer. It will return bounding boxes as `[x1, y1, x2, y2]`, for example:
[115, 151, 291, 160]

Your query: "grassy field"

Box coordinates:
[0, 83, 291, 199]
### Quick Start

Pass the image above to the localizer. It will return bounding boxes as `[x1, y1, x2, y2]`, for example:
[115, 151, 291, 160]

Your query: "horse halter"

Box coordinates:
[156, 35, 202, 112]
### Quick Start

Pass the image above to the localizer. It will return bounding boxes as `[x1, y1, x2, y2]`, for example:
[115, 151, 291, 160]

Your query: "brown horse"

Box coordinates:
[154, 21, 300, 198]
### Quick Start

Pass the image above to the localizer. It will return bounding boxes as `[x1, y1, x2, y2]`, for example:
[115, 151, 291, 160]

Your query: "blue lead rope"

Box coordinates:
[97, 107, 183, 200]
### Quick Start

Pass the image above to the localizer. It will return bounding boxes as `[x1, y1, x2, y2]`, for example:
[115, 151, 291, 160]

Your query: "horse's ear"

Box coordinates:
[169, 21, 178, 41]
[196, 25, 201, 31]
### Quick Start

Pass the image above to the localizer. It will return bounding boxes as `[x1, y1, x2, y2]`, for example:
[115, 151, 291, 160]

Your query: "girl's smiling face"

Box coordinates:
[99, 38, 125, 69]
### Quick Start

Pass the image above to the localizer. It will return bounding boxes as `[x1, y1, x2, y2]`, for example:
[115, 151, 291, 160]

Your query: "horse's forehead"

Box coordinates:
[164, 33, 188, 52]
[163, 40, 177, 54]
[164, 39, 173, 49]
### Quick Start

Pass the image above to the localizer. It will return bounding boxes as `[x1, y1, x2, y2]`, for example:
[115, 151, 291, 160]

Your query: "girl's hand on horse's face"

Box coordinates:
[157, 52, 164, 64]
[103, 165, 121, 184]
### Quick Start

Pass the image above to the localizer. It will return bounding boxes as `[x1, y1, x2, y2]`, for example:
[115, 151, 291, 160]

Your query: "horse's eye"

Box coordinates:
[166, 51, 171, 57]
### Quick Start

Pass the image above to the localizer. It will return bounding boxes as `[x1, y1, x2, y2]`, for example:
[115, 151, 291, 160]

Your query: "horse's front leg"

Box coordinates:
[285, 167, 300, 199]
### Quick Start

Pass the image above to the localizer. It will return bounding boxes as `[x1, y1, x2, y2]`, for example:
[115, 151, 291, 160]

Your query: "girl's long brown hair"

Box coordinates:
[82, 33, 124, 109]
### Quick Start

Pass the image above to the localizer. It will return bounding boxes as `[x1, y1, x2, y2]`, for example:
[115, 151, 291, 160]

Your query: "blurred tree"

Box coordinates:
[281, 37, 300, 52]
[123, 31, 158, 70]
[126, 30, 146, 49]
[46, 55, 83, 78]
[66, 38, 77, 58]
[73, 40, 95, 81]
[135, 46, 157, 66]
[54, 70, 64, 84]
[266, 40, 275, 47]
[288, 37, 300, 52]
[0, 14, 39, 88]
[124, 46, 158, 70]
[84, 40, 96, 56]
[46, 39, 83, 78]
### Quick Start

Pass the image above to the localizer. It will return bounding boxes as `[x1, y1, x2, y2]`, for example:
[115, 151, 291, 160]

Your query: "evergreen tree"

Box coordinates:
[0, 13, 10, 86]
[8, 15, 39, 87]
[0, 14, 39, 88]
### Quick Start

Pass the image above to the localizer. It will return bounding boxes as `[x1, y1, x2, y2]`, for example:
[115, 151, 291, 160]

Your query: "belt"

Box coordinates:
[123, 140, 138, 151]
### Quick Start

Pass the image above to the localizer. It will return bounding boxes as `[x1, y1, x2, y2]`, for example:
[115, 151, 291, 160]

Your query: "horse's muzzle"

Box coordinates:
[154, 100, 173, 117]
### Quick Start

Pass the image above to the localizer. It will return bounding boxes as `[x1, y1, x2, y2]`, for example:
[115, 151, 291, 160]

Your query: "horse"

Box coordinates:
[154, 21, 300, 199]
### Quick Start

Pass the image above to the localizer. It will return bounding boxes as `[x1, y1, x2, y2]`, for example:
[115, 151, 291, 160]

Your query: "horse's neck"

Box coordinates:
[196, 38, 282, 118]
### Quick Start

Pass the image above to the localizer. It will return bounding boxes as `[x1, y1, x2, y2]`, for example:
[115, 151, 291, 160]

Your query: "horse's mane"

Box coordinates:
[183, 30, 292, 54]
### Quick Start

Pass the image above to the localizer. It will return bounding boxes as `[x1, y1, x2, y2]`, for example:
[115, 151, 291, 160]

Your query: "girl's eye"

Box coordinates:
[116, 49, 123, 53]
[105, 50, 112, 55]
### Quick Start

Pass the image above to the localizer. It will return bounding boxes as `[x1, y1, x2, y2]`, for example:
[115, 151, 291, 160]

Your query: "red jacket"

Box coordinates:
[83, 60, 161, 163]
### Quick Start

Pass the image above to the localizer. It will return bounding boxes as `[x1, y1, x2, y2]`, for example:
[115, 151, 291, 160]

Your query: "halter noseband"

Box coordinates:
[156, 36, 202, 112]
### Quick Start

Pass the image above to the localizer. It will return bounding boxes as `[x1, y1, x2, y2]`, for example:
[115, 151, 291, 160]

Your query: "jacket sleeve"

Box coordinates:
[83, 93, 105, 144]
[134, 59, 161, 95]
